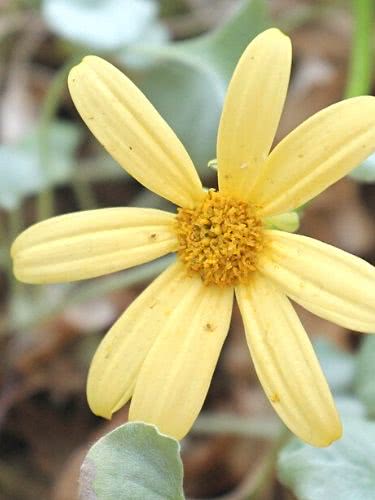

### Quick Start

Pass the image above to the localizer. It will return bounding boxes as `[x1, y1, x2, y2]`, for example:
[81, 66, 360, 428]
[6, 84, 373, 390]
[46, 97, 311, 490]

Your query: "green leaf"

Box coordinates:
[138, 61, 222, 173]
[334, 396, 367, 419]
[314, 338, 355, 394]
[354, 336, 375, 417]
[177, 0, 270, 82]
[0, 146, 44, 210]
[22, 120, 82, 186]
[42, 0, 166, 52]
[0, 121, 81, 210]
[79, 422, 185, 500]
[263, 212, 300, 232]
[278, 416, 375, 500]
[349, 152, 375, 183]
[126, 0, 269, 170]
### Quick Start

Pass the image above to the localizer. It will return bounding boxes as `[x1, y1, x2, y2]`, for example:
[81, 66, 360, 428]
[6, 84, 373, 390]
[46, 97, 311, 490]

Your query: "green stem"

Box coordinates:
[0, 216, 5, 237]
[0, 217, 7, 248]
[8, 207, 22, 242]
[345, 0, 374, 98]
[191, 427, 290, 500]
[36, 189, 54, 221]
[0, 217, 12, 280]
[7, 207, 24, 295]
[193, 412, 280, 439]
[36, 54, 82, 221]
[246, 429, 290, 500]
[72, 176, 97, 211]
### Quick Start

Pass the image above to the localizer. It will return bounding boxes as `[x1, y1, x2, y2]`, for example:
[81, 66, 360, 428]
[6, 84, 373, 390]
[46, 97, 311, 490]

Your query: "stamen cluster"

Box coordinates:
[176, 191, 264, 286]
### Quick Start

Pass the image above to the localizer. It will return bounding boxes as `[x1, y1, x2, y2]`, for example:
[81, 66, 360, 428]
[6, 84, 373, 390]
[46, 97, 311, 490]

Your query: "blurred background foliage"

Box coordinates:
[1, 0, 375, 499]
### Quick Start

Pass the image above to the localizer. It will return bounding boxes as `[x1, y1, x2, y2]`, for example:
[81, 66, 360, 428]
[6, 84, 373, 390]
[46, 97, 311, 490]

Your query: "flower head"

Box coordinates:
[176, 190, 264, 286]
[11, 29, 375, 447]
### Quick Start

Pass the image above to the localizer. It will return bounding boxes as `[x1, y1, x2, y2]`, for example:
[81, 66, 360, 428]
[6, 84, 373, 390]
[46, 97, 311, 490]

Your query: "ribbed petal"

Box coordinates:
[258, 230, 375, 333]
[12, 208, 177, 283]
[218, 28, 291, 199]
[250, 96, 375, 216]
[236, 275, 341, 447]
[68, 56, 204, 208]
[129, 277, 233, 440]
[87, 261, 191, 418]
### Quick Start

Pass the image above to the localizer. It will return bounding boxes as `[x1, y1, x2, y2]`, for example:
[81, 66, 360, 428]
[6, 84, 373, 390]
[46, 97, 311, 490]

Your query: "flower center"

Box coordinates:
[176, 191, 264, 287]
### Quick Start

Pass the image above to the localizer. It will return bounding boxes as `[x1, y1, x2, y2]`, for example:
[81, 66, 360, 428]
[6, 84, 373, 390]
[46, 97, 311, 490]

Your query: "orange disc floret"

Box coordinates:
[176, 191, 264, 286]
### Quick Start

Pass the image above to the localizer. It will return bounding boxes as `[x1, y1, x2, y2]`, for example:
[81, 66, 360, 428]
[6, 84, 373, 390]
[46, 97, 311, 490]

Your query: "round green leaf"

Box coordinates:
[79, 422, 185, 500]
[138, 60, 221, 171]
[179, 0, 269, 82]
[42, 0, 162, 51]
[349, 152, 375, 183]
[314, 338, 355, 394]
[23, 120, 82, 186]
[125, 0, 269, 170]
[0, 121, 81, 210]
[278, 417, 375, 500]
[0, 146, 43, 210]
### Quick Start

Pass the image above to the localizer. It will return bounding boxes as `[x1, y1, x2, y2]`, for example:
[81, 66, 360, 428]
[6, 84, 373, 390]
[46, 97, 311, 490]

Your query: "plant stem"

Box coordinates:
[72, 176, 97, 211]
[345, 0, 374, 98]
[36, 54, 82, 221]
[0, 217, 12, 280]
[190, 427, 290, 500]
[7, 207, 24, 296]
[246, 429, 290, 500]
[0, 218, 8, 250]
[193, 412, 280, 439]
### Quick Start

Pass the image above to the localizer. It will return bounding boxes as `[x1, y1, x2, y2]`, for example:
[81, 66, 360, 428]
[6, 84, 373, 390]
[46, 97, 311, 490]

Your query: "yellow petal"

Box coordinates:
[218, 28, 291, 198]
[236, 275, 341, 447]
[258, 230, 375, 333]
[251, 96, 375, 216]
[12, 208, 177, 283]
[87, 261, 190, 418]
[68, 56, 204, 208]
[129, 277, 233, 440]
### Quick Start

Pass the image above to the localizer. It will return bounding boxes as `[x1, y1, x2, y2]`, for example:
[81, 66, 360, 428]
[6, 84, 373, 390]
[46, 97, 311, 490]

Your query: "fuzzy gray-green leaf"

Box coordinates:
[278, 417, 375, 500]
[79, 422, 184, 500]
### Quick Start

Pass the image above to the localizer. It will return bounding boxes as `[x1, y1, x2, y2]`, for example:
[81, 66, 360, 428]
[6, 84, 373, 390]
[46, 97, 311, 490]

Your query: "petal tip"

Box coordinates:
[262, 27, 290, 42]
[68, 56, 99, 88]
[268, 27, 287, 35]
[87, 396, 113, 420]
[310, 418, 343, 448]
[81, 54, 106, 69]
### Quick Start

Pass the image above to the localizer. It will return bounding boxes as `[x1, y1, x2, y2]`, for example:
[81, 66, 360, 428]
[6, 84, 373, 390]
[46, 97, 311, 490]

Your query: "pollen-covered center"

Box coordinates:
[176, 191, 264, 287]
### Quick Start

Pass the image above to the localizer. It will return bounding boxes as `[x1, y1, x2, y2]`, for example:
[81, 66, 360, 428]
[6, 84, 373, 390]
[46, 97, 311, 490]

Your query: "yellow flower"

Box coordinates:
[11, 29, 375, 447]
